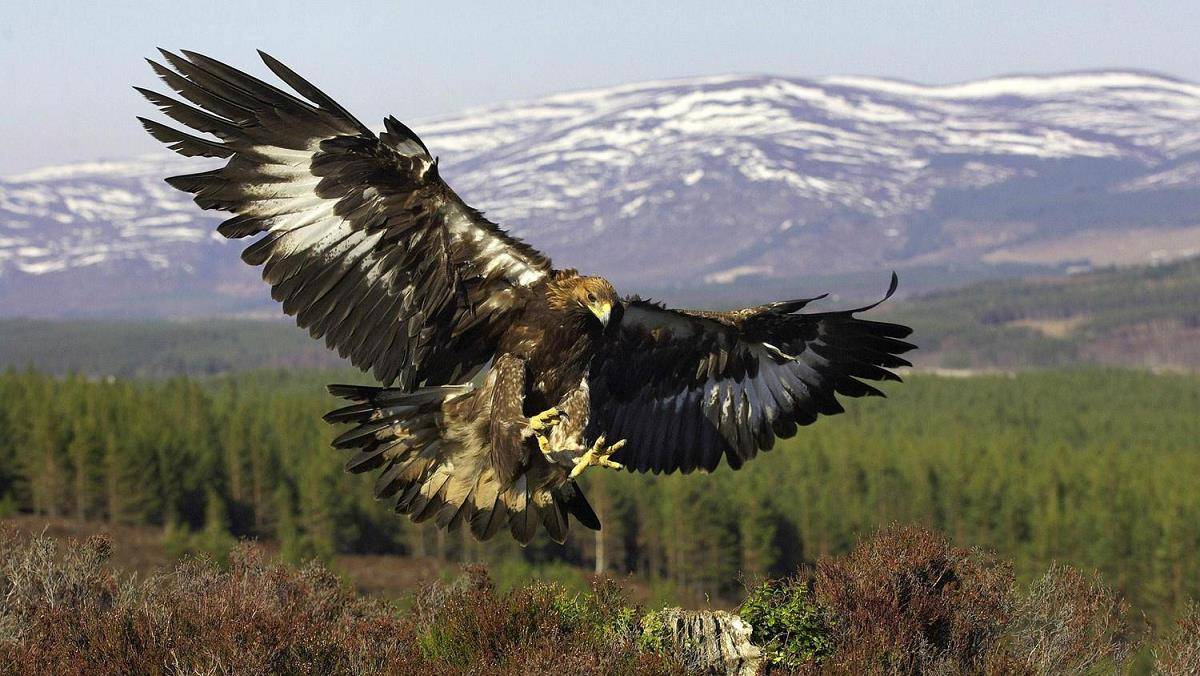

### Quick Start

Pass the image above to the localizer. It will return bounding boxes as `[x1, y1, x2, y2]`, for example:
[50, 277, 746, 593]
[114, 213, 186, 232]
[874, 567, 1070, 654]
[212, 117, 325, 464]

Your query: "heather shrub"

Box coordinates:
[1155, 602, 1200, 675]
[412, 565, 677, 674]
[0, 530, 683, 675]
[0, 531, 127, 648]
[812, 524, 1015, 673]
[739, 575, 833, 669]
[0, 523, 1173, 675]
[1005, 563, 1133, 673]
[0, 530, 413, 674]
[735, 526, 1138, 674]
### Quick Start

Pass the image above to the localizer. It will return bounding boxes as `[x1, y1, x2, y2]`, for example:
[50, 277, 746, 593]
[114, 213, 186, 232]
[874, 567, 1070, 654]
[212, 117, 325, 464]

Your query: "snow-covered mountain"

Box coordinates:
[4, 70, 1200, 317]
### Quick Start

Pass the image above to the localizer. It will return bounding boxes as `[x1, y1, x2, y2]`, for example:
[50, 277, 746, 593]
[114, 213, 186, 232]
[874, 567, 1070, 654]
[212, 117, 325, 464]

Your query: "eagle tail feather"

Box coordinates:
[325, 383, 468, 519]
[539, 495, 570, 544]
[504, 477, 531, 544]
[557, 481, 601, 531]
[326, 381, 591, 545]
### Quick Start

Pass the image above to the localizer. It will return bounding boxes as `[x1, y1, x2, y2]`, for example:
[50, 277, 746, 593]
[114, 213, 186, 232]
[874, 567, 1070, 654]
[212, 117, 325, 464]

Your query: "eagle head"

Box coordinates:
[575, 276, 619, 327]
[550, 273, 619, 328]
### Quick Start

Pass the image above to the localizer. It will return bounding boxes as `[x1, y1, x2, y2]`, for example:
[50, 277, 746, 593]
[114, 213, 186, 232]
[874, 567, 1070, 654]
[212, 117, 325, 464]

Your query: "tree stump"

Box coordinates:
[646, 608, 762, 675]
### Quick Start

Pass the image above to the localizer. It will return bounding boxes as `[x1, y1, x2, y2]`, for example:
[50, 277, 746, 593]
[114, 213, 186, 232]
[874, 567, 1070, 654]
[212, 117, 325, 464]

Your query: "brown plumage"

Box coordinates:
[140, 50, 915, 545]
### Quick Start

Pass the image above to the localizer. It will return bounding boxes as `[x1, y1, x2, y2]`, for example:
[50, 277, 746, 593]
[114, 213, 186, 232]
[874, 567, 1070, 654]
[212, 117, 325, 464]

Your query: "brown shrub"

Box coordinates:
[0, 524, 1158, 675]
[0, 529, 679, 675]
[0, 529, 414, 674]
[1005, 563, 1133, 673]
[411, 565, 680, 674]
[811, 524, 1014, 673]
[769, 525, 1139, 674]
[1155, 602, 1200, 675]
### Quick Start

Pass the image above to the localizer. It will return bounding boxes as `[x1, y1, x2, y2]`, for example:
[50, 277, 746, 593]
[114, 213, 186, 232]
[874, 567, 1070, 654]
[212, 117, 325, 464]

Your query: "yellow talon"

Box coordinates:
[569, 435, 626, 478]
[529, 407, 563, 456]
[529, 407, 562, 432]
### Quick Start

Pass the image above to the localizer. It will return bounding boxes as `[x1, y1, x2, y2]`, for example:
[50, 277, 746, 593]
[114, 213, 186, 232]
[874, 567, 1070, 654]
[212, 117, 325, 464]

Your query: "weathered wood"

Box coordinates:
[647, 608, 762, 675]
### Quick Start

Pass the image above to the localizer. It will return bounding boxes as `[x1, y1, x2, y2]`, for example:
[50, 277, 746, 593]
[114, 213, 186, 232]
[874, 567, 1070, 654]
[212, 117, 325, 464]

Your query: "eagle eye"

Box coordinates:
[586, 292, 597, 303]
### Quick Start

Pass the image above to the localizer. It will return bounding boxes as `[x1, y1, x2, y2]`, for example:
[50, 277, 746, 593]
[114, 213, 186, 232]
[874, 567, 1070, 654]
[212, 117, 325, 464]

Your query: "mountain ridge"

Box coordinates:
[3, 68, 1199, 317]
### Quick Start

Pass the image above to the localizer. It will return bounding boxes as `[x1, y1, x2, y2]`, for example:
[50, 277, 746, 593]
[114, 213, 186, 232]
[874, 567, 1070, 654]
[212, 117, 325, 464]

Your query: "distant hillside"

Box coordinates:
[0, 319, 345, 378]
[3, 259, 1197, 376]
[3, 68, 1200, 317]
[883, 258, 1200, 370]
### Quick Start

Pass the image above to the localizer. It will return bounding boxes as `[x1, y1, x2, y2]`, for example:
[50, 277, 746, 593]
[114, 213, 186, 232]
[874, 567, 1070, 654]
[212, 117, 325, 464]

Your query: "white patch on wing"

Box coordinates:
[515, 268, 544, 286]
[252, 145, 314, 164]
[761, 341, 799, 361]
[704, 380, 721, 411]
[446, 209, 546, 288]
[750, 372, 777, 424]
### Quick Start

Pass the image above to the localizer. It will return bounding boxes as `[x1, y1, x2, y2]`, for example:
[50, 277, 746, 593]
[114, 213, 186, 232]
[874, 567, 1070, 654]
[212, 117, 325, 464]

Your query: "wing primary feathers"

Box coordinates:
[146, 57, 254, 122]
[156, 49, 267, 112]
[135, 87, 242, 139]
[382, 115, 432, 157]
[589, 274, 913, 474]
[140, 50, 551, 385]
[179, 49, 319, 115]
[842, 271, 900, 314]
[257, 49, 372, 135]
[137, 117, 232, 158]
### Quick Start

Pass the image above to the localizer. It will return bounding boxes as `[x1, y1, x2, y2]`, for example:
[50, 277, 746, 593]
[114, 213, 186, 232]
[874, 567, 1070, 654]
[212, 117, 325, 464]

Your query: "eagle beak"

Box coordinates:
[592, 301, 611, 327]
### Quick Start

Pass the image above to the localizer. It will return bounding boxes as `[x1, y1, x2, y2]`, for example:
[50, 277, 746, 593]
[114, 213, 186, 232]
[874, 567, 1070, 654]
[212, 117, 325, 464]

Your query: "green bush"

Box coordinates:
[410, 565, 679, 673]
[159, 517, 237, 567]
[740, 576, 833, 668]
[489, 556, 590, 594]
[636, 608, 671, 653]
[0, 495, 17, 519]
[159, 519, 192, 561]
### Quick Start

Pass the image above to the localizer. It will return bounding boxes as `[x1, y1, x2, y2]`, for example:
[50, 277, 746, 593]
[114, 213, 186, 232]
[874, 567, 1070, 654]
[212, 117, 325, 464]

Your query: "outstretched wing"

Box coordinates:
[138, 50, 551, 387]
[587, 274, 915, 474]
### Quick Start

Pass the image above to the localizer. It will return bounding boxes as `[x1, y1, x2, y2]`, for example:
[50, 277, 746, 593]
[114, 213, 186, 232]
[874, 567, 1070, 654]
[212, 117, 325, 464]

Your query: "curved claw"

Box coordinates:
[529, 407, 564, 456]
[569, 434, 626, 478]
[529, 406, 562, 433]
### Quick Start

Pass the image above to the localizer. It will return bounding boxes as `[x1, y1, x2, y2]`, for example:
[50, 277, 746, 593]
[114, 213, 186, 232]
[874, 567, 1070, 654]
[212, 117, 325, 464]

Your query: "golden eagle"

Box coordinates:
[138, 51, 915, 544]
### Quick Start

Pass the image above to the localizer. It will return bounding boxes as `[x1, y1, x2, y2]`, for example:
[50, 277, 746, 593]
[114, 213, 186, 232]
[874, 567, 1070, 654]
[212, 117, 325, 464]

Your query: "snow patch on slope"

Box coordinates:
[3, 69, 1200, 292]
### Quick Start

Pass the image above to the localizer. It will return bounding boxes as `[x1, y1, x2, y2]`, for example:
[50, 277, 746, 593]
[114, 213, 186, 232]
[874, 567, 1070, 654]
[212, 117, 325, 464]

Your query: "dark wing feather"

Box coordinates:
[140, 50, 551, 388]
[588, 274, 915, 473]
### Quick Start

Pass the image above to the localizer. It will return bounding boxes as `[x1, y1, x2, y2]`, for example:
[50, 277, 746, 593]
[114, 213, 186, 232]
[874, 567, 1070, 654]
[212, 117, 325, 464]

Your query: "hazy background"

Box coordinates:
[3, 0, 1200, 172]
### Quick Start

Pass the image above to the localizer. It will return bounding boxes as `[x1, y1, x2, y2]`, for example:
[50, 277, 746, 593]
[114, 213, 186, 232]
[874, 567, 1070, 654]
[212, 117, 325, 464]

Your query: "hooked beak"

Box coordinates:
[591, 301, 612, 327]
